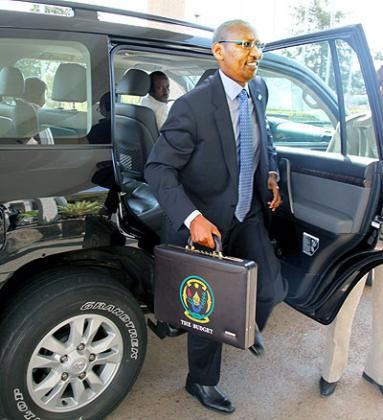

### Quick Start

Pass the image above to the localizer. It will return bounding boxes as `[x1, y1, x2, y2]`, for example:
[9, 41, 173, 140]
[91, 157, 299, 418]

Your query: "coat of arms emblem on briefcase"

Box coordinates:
[180, 275, 215, 324]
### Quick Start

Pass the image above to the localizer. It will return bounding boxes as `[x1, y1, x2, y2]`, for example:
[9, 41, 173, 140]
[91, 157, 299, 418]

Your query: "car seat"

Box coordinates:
[114, 69, 163, 239]
[0, 66, 38, 142]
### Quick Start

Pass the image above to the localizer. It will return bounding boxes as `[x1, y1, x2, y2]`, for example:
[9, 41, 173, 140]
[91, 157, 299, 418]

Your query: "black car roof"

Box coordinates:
[0, 0, 214, 50]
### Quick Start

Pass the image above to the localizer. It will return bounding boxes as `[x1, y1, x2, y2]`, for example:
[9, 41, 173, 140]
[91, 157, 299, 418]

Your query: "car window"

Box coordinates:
[327, 39, 377, 158]
[112, 47, 217, 185]
[113, 48, 217, 123]
[261, 69, 335, 150]
[263, 74, 333, 130]
[113, 49, 215, 102]
[0, 38, 92, 145]
[259, 43, 337, 151]
[262, 39, 378, 159]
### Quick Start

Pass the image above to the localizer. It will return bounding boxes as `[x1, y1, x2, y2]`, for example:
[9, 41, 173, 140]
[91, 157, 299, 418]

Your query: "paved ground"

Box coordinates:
[108, 286, 383, 420]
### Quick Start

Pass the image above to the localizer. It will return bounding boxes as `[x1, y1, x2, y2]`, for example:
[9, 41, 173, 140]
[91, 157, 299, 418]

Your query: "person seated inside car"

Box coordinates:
[140, 71, 170, 129]
[88, 92, 111, 145]
[22, 77, 54, 145]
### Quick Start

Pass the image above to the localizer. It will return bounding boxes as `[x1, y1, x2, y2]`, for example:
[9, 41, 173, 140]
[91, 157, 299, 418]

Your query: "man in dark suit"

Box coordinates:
[145, 19, 287, 414]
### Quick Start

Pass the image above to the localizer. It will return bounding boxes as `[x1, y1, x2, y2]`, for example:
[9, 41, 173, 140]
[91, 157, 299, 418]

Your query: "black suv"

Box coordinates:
[0, 1, 382, 419]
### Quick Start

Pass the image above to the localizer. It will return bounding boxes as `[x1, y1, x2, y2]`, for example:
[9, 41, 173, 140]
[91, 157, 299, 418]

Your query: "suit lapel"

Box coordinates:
[249, 81, 268, 168]
[210, 73, 239, 190]
[249, 81, 266, 145]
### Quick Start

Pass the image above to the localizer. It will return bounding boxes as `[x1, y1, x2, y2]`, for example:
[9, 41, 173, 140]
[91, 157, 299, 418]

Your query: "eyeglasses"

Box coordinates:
[218, 40, 265, 51]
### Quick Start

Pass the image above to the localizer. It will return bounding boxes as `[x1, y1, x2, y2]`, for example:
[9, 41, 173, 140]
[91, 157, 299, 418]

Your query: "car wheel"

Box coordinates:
[0, 268, 147, 420]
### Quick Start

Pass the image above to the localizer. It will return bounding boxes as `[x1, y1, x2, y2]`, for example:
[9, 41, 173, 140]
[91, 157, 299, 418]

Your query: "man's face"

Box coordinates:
[150, 76, 170, 103]
[212, 23, 262, 86]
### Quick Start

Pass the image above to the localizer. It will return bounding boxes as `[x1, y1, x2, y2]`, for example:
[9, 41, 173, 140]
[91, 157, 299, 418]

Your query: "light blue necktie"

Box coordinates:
[235, 89, 254, 222]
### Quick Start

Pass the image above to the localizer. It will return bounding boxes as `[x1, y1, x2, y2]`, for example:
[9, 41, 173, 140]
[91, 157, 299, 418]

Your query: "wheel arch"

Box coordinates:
[0, 246, 154, 319]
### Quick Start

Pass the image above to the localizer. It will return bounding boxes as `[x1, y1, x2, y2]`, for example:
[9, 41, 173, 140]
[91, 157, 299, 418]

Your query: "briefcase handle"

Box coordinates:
[186, 235, 223, 258]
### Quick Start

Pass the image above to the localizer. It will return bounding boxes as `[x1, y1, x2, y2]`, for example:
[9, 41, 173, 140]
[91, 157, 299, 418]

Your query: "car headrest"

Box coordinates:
[116, 69, 150, 96]
[52, 63, 86, 102]
[195, 69, 217, 87]
[23, 77, 47, 106]
[0, 67, 24, 97]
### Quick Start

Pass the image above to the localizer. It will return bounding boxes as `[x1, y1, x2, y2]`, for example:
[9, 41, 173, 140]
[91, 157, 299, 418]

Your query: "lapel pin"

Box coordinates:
[257, 94, 262, 101]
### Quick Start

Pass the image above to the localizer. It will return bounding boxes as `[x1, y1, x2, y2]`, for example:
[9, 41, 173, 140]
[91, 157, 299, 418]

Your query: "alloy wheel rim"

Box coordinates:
[26, 314, 123, 413]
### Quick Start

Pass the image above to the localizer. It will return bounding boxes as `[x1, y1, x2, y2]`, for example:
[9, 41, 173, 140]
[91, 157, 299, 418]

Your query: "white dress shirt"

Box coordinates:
[141, 94, 170, 129]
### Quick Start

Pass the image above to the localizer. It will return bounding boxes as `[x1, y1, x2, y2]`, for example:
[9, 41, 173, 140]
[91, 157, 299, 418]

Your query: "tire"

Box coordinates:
[0, 268, 147, 420]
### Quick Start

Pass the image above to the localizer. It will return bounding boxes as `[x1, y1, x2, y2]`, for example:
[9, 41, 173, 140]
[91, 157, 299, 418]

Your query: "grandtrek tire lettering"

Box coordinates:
[121, 314, 131, 323]
[80, 301, 139, 358]
[81, 302, 135, 326]
[80, 301, 96, 310]
[13, 389, 41, 420]
[0, 269, 147, 420]
[94, 301, 107, 310]
[17, 401, 27, 412]
[14, 388, 24, 401]
[129, 328, 137, 338]
[113, 308, 125, 317]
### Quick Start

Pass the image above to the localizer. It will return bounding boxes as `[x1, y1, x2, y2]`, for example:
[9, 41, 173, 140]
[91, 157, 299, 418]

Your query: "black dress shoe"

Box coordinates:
[319, 377, 338, 396]
[362, 372, 383, 394]
[185, 377, 235, 414]
[249, 329, 265, 357]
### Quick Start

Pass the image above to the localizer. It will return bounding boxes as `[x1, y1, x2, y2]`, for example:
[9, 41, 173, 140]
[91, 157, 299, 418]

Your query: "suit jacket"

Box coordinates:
[144, 71, 278, 233]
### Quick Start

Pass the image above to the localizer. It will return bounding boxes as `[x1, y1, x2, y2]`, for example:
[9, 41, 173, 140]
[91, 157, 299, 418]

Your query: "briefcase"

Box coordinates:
[153, 239, 257, 349]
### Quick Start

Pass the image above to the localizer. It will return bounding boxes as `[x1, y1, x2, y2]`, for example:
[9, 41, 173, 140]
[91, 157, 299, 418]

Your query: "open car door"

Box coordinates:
[258, 25, 383, 324]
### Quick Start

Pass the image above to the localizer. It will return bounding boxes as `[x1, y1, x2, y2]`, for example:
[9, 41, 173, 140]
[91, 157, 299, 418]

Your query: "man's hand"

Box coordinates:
[190, 214, 221, 249]
[267, 173, 282, 211]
